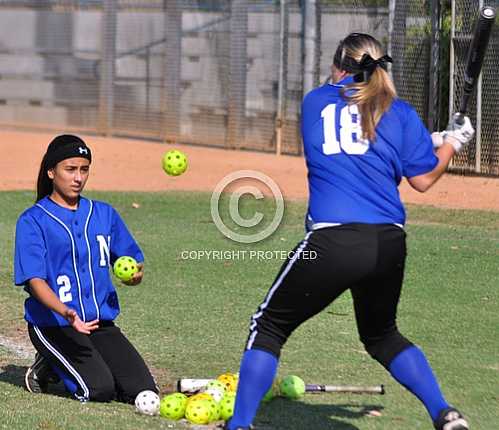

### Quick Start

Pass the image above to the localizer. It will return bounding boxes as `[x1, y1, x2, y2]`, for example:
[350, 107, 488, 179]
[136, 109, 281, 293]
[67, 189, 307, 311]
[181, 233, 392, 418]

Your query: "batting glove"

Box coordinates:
[442, 113, 475, 152]
[431, 131, 445, 149]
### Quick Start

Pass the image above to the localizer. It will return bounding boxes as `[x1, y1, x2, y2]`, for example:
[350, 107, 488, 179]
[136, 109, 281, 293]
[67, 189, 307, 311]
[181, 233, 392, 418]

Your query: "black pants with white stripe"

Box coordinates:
[247, 224, 413, 369]
[28, 321, 157, 402]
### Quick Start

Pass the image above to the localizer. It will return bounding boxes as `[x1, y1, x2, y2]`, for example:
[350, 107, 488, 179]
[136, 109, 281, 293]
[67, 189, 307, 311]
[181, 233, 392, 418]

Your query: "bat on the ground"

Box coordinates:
[177, 378, 385, 395]
[303, 384, 384, 395]
[456, 6, 496, 124]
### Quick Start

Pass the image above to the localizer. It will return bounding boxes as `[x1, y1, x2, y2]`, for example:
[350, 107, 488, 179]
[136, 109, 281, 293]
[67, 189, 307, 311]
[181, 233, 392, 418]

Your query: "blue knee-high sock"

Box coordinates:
[227, 349, 279, 430]
[389, 345, 449, 420]
[51, 364, 79, 396]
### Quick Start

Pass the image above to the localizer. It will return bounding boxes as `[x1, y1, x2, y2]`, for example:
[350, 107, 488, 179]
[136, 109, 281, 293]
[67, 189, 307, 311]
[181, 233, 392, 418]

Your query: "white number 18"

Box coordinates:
[321, 103, 370, 155]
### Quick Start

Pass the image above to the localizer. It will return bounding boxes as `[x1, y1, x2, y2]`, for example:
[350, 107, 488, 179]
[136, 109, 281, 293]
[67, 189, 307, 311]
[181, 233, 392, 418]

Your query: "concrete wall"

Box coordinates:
[0, 7, 387, 144]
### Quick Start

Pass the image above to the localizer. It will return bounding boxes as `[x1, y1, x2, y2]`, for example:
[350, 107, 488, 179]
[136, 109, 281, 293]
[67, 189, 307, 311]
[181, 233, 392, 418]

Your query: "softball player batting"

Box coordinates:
[226, 34, 474, 430]
[14, 135, 157, 402]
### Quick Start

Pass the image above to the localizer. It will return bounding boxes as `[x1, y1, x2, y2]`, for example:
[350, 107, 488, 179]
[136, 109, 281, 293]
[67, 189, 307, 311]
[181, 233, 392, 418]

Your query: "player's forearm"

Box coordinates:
[28, 278, 70, 318]
[427, 142, 456, 185]
[407, 142, 455, 192]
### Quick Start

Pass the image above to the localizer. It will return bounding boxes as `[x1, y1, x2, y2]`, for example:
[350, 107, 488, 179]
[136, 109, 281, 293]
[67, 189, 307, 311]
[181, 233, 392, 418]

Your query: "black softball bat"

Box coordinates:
[177, 378, 385, 395]
[456, 6, 496, 124]
[304, 384, 385, 395]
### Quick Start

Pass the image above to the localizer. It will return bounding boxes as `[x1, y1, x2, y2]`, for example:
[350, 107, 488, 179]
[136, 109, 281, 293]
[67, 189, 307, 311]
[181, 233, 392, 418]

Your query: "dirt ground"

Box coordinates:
[2, 129, 499, 211]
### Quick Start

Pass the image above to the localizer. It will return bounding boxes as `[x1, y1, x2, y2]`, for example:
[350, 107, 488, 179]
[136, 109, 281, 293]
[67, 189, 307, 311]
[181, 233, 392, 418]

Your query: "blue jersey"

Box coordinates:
[14, 196, 144, 327]
[302, 76, 438, 226]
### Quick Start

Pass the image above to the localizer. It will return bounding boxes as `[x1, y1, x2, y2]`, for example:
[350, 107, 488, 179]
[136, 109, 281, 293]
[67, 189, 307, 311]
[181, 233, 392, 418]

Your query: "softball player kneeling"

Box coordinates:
[14, 135, 157, 403]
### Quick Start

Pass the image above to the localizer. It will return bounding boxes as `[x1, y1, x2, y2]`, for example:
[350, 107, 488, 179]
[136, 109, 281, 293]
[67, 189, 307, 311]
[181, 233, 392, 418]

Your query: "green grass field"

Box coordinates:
[0, 191, 497, 430]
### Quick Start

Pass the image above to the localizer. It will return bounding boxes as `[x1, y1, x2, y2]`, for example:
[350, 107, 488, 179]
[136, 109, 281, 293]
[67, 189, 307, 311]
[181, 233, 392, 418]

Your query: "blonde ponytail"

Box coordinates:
[334, 33, 397, 142]
[342, 67, 396, 141]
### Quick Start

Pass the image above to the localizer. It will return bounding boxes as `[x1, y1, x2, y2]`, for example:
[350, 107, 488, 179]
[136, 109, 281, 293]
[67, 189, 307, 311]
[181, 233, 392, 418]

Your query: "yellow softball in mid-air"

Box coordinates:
[162, 149, 188, 176]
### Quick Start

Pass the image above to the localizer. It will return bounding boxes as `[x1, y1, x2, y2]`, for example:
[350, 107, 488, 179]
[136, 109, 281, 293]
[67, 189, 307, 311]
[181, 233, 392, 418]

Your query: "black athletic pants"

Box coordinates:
[247, 224, 413, 368]
[28, 321, 157, 402]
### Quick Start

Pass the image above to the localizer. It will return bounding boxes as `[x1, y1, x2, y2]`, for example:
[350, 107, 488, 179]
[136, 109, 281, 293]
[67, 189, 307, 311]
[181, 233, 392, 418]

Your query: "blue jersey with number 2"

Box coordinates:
[14, 196, 144, 327]
[302, 76, 438, 226]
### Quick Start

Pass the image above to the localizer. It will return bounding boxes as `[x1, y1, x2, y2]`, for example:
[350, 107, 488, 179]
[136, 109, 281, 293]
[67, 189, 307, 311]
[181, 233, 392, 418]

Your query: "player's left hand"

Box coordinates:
[443, 113, 475, 152]
[123, 262, 144, 286]
[64, 308, 99, 335]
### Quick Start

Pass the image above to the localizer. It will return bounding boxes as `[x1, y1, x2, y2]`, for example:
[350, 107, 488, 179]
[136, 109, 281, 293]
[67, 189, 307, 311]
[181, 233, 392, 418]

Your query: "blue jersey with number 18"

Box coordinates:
[302, 76, 438, 226]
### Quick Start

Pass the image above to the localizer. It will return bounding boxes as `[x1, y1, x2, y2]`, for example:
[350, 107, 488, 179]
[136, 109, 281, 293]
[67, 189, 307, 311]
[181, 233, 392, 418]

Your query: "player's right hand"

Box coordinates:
[122, 262, 144, 286]
[443, 113, 475, 152]
[64, 308, 99, 334]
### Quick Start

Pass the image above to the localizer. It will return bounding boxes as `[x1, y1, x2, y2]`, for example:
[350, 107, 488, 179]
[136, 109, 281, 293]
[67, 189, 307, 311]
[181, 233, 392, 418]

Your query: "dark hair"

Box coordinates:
[36, 153, 53, 202]
[35, 134, 92, 202]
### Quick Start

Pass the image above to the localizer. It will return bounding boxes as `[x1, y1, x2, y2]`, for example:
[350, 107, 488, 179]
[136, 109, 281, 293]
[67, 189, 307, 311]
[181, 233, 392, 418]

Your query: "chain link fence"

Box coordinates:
[390, 1, 432, 124]
[0, 0, 497, 174]
[450, 0, 499, 175]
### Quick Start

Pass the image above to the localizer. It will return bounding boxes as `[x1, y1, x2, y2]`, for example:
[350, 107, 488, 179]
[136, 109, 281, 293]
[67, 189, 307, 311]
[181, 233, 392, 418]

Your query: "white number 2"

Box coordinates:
[321, 103, 370, 155]
[57, 275, 73, 303]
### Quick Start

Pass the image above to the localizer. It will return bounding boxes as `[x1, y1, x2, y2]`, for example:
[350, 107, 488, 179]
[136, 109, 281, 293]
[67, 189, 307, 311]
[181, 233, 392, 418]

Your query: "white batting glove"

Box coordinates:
[431, 131, 445, 149]
[442, 113, 475, 153]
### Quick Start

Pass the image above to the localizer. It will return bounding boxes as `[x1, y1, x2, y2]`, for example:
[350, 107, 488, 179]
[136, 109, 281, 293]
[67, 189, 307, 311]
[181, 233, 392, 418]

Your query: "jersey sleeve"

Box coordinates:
[401, 106, 438, 178]
[300, 88, 322, 154]
[109, 209, 144, 264]
[14, 213, 47, 286]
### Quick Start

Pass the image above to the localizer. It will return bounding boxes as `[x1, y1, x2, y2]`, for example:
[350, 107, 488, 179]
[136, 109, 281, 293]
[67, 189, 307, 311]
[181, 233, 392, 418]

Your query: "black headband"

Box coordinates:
[357, 53, 392, 72]
[44, 135, 92, 169]
[333, 41, 393, 82]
